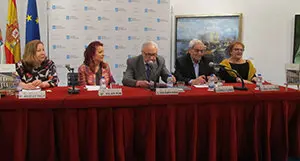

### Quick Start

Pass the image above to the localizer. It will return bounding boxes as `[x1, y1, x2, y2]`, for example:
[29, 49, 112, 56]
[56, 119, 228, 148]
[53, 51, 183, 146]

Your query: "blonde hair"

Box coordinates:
[22, 40, 43, 70]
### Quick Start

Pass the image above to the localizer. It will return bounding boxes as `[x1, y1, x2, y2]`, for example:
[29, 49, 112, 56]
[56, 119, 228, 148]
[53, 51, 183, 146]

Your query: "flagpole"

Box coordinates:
[46, 0, 50, 58]
[170, 5, 174, 72]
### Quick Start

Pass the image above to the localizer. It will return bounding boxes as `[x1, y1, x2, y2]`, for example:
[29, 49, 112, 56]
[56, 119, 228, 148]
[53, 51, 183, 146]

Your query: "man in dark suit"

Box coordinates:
[122, 41, 176, 88]
[174, 39, 215, 85]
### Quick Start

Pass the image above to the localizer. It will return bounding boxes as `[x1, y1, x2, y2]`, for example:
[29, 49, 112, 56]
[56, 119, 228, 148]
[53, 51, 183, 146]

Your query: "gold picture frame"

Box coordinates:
[175, 13, 243, 63]
[293, 15, 300, 63]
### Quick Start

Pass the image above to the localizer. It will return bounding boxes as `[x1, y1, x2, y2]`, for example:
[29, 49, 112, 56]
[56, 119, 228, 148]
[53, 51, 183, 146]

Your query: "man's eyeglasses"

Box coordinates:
[143, 52, 157, 57]
[233, 48, 244, 52]
[193, 49, 206, 53]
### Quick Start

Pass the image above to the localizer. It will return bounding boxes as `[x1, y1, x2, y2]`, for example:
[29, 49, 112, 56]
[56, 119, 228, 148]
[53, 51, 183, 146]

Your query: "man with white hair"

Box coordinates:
[174, 39, 214, 85]
[122, 41, 176, 88]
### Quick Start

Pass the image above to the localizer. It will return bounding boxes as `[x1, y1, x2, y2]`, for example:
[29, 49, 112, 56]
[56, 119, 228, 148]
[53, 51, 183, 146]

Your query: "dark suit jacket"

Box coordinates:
[174, 53, 214, 84]
[122, 55, 170, 87]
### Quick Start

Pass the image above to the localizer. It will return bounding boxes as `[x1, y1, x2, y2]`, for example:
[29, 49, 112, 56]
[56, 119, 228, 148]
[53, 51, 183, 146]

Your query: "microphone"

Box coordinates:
[208, 62, 226, 68]
[65, 64, 80, 94]
[209, 62, 248, 91]
[65, 64, 74, 72]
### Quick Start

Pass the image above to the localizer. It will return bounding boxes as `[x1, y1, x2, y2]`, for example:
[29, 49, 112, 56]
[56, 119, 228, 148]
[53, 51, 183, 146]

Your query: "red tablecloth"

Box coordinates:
[0, 84, 299, 161]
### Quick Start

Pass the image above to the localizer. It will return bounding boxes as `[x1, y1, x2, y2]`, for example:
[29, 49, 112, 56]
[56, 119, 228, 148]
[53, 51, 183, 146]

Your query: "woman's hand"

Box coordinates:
[236, 78, 253, 84]
[22, 83, 37, 90]
[243, 80, 253, 84]
[32, 80, 42, 87]
[39, 82, 50, 89]
[251, 77, 257, 83]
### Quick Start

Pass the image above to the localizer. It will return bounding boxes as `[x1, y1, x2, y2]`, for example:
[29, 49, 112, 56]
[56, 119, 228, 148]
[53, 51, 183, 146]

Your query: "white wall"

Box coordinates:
[1, 0, 299, 84]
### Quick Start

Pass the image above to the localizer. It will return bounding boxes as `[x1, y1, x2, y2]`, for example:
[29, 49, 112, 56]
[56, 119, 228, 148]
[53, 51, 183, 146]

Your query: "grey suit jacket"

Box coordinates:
[122, 55, 170, 87]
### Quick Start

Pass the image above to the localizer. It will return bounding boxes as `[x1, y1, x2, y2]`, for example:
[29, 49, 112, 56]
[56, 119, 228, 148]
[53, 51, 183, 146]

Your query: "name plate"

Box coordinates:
[156, 88, 180, 95]
[98, 88, 122, 96]
[0, 64, 15, 72]
[214, 86, 234, 93]
[259, 85, 280, 91]
[18, 91, 46, 99]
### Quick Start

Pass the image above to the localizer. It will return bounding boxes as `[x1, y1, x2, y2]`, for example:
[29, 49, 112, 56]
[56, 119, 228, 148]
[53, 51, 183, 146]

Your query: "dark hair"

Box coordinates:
[83, 41, 107, 72]
[226, 41, 245, 56]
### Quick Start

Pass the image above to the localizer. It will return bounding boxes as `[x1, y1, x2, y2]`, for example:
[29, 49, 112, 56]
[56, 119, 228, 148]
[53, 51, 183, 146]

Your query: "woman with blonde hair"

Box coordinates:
[78, 41, 115, 86]
[16, 40, 58, 89]
[219, 41, 257, 83]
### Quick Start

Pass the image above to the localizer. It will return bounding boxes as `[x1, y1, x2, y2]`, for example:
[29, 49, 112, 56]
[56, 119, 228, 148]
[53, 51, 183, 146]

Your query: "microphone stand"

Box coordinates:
[219, 67, 248, 91]
[68, 68, 80, 94]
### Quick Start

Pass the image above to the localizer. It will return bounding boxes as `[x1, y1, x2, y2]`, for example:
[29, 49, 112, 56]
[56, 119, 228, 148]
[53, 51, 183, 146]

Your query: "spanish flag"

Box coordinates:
[5, 0, 21, 64]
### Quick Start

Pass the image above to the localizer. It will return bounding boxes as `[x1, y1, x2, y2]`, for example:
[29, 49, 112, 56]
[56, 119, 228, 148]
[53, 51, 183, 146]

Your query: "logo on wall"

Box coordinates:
[66, 15, 79, 20]
[52, 44, 66, 50]
[97, 16, 110, 21]
[84, 6, 96, 11]
[52, 25, 65, 30]
[115, 26, 127, 31]
[49, 0, 171, 86]
[114, 63, 127, 69]
[144, 27, 156, 32]
[51, 5, 65, 10]
[144, 8, 156, 13]
[98, 36, 110, 40]
[66, 35, 79, 40]
[114, 45, 126, 49]
[115, 8, 127, 12]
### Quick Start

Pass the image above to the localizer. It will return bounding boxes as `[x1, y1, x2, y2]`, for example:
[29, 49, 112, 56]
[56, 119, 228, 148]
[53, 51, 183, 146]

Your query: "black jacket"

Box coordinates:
[174, 53, 215, 84]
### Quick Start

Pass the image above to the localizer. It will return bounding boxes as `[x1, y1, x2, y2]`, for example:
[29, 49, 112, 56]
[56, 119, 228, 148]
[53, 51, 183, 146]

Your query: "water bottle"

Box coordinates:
[99, 76, 106, 89]
[166, 74, 173, 88]
[208, 74, 215, 91]
[256, 74, 263, 88]
[14, 76, 22, 92]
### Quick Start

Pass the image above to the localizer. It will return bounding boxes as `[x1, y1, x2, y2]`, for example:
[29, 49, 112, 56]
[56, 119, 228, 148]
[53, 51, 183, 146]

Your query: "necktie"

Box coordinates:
[146, 63, 151, 81]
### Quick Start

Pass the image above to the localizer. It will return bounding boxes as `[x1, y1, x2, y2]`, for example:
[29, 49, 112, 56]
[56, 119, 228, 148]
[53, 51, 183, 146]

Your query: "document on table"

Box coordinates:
[193, 84, 208, 88]
[85, 85, 100, 91]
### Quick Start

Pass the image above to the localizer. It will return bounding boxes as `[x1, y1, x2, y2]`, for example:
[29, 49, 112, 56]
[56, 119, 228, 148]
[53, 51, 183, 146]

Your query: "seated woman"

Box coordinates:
[219, 41, 257, 84]
[78, 41, 115, 86]
[16, 40, 58, 89]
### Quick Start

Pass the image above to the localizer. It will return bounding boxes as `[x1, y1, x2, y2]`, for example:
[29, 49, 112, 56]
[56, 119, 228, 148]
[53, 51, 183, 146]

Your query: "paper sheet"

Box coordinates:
[85, 85, 100, 91]
[193, 84, 208, 88]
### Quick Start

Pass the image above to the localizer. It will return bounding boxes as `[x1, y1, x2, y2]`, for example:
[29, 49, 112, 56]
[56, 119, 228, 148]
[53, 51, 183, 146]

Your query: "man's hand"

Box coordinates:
[197, 75, 207, 84]
[191, 75, 206, 85]
[171, 75, 176, 83]
[136, 80, 150, 88]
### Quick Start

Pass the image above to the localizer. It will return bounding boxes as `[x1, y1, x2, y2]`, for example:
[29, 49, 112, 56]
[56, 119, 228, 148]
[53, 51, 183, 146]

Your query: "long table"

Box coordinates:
[0, 84, 299, 161]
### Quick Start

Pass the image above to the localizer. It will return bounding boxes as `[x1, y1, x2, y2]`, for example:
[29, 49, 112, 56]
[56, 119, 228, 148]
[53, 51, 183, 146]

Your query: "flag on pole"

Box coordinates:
[0, 29, 6, 64]
[26, 0, 40, 43]
[4, 0, 21, 64]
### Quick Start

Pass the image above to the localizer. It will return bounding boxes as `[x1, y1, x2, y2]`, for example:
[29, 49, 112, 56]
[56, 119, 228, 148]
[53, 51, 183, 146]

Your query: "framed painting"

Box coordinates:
[175, 14, 242, 63]
[294, 15, 300, 63]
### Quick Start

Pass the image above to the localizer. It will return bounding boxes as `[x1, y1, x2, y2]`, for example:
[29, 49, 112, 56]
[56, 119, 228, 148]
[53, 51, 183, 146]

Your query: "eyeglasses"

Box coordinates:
[143, 52, 157, 57]
[193, 48, 206, 53]
[233, 48, 244, 52]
